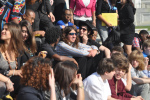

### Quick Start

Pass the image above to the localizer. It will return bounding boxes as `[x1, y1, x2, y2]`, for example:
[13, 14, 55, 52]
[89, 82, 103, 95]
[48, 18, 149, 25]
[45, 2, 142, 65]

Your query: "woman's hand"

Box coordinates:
[49, 67, 55, 89]
[5, 79, 14, 92]
[106, 22, 112, 27]
[38, 51, 47, 58]
[14, 70, 23, 78]
[71, 74, 83, 87]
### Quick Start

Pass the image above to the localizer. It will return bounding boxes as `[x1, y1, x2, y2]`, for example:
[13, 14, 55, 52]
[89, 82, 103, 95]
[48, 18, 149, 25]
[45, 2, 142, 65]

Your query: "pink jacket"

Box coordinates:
[70, 0, 96, 17]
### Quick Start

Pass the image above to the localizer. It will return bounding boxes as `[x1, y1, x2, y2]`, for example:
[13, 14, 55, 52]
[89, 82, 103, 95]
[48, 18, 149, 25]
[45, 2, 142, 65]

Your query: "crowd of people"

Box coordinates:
[0, 0, 150, 100]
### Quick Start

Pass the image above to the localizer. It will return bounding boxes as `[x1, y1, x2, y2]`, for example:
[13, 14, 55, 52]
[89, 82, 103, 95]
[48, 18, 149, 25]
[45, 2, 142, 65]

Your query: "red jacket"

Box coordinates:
[108, 76, 133, 100]
[70, 0, 96, 17]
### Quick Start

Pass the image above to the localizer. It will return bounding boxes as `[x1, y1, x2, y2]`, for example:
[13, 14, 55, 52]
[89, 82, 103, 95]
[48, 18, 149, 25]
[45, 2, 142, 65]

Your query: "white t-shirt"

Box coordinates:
[83, 72, 111, 100]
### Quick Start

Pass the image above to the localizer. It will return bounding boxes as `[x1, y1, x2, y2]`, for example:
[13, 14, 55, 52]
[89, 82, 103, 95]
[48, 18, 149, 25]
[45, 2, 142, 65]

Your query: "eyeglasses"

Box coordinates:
[69, 33, 77, 35]
[65, 14, 71, 16]
[80, 28, 87, 31]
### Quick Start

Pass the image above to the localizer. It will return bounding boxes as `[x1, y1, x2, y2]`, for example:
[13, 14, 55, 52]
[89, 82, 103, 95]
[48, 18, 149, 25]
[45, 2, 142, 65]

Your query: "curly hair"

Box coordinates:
[111, 53, 129, 73]
[128, 50, 145, 71]
[54, 61, 78, 96]
[20, 57, 52, 91]
[62, 26, 79, 48]
[45, 27, 62, 44]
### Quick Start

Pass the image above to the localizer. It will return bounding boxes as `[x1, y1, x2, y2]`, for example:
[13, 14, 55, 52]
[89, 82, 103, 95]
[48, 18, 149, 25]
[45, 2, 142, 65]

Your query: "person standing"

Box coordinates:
[118, 0, 136, 56]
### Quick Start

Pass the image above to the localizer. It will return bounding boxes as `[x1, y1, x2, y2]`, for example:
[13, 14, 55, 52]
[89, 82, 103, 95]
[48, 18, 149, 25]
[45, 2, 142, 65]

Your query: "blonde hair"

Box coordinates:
[128, 50, 145, 70]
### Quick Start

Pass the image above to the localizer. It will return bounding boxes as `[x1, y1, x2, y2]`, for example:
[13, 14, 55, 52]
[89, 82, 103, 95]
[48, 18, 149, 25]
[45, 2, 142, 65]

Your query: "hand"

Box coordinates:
[49, 67, 55, 89]
[5, 79, 14, 92]
[131, 96, 143, 100]
[82, 35, 88, 44]
[50, 0, 54, 6]
[38, 51, 47, 58]
[106, 22, 112, 27]
[61, 25, 66, 29]
[92, 20, 96, 27]
[14, 70, 22, 78]
[87, 49, 97, 57]
[70, 74, 83, 87]
[71, 58, 78, 67]
[40, 31, 45, 37]
[48, 12, 55, 22]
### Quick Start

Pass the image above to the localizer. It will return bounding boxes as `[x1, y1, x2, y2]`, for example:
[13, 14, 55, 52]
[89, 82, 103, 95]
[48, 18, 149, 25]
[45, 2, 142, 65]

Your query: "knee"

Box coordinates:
[142, 83, 149, 91]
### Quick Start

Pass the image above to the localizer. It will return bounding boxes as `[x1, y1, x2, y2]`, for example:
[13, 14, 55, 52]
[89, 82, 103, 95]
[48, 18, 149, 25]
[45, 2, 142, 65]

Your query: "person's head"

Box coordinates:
[143, 40, 150, 56]
[20, 56, 52, 91]
[62, 26, 79, 48]
[79, 21, 91, 37]
[45, 27, 61, 45]
[19, 20, 36, 53]
[62, 9, 71, 23]
[111, 53, 129, 80]
[88, 28, 98, 41]
[23, 9, 35, 25]
[97, 58, 115, 80]
[120, 0, 134, 7]
[139, 30, 149, 41]
[54, 61, 79, 96]
[128, 50, 145, 70]
[0, 22, 24, 56]
[111, 46, 124, 54]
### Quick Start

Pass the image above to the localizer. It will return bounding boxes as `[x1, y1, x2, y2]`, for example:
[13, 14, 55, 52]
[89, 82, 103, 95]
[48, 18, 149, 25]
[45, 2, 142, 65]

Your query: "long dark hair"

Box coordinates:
[54, 61, 78, 96]
[19, 20, 37, 53]
[0, 22, 25, 57]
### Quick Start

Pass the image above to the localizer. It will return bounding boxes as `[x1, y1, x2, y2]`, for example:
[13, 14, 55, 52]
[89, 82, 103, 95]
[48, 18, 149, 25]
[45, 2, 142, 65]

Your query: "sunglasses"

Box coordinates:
[80, 28, 87, 31]
[69, 33, 77, 35]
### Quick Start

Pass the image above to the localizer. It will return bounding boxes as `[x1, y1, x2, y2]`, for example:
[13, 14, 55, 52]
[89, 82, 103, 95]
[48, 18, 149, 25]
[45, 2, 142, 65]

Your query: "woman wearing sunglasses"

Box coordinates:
[55, 26, 98, 79]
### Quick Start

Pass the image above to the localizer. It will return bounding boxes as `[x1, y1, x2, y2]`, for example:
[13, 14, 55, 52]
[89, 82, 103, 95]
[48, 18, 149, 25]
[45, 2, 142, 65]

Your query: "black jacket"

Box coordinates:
[119, 3, 136, 35]
[17, 86, 44, 100]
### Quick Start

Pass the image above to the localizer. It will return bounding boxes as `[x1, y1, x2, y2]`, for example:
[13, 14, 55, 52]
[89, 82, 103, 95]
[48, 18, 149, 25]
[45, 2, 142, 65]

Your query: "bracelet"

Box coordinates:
[13, 70, 15, 76]
[78, 85, 84, 89]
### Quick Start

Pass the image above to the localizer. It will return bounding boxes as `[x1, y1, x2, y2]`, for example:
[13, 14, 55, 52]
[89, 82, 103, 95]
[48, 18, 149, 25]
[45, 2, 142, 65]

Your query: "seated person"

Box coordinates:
[129, 50, 150, 100]
[83, 58, 116, 100]
[88, 27, 98, 41]
[56, 9, 79, 30]
[78, 20, 111, 58]
[132, 30, 149, 52]
[109, 53, 143, 100]
[142, 40, 150, 77]
[17, 57, 56, 100]
[111, 46, 124, 54]
[55, 26, 98, 79]
[41, 27, 78, 66]
[22, 9, 45, 37]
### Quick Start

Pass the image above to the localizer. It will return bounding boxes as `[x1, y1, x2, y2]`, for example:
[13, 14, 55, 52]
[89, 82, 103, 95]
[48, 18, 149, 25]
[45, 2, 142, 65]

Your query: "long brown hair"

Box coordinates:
[128, 50, 145, 71]
[0, 22, 25, 57]
[62, 26, 79, 48]
[19, 20, 37, 53]
[54, 61, 78, 96]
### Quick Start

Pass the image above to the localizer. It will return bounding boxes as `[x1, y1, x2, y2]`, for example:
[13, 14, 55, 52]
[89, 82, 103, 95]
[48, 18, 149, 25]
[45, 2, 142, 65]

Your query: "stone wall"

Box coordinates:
[133, 0, 150, 26]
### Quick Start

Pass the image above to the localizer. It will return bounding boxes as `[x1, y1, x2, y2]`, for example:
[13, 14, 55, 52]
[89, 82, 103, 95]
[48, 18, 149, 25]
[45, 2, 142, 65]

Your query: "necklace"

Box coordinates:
[3, 51, 18, 70]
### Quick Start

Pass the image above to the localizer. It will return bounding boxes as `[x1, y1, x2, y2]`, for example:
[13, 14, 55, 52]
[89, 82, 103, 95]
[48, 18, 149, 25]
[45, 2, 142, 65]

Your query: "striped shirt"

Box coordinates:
[55, 41, 98, 57]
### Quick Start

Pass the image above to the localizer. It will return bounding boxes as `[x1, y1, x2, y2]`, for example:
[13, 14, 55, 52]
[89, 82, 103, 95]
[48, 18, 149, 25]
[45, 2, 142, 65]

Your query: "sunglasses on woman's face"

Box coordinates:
[69, 33, 77, 35]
